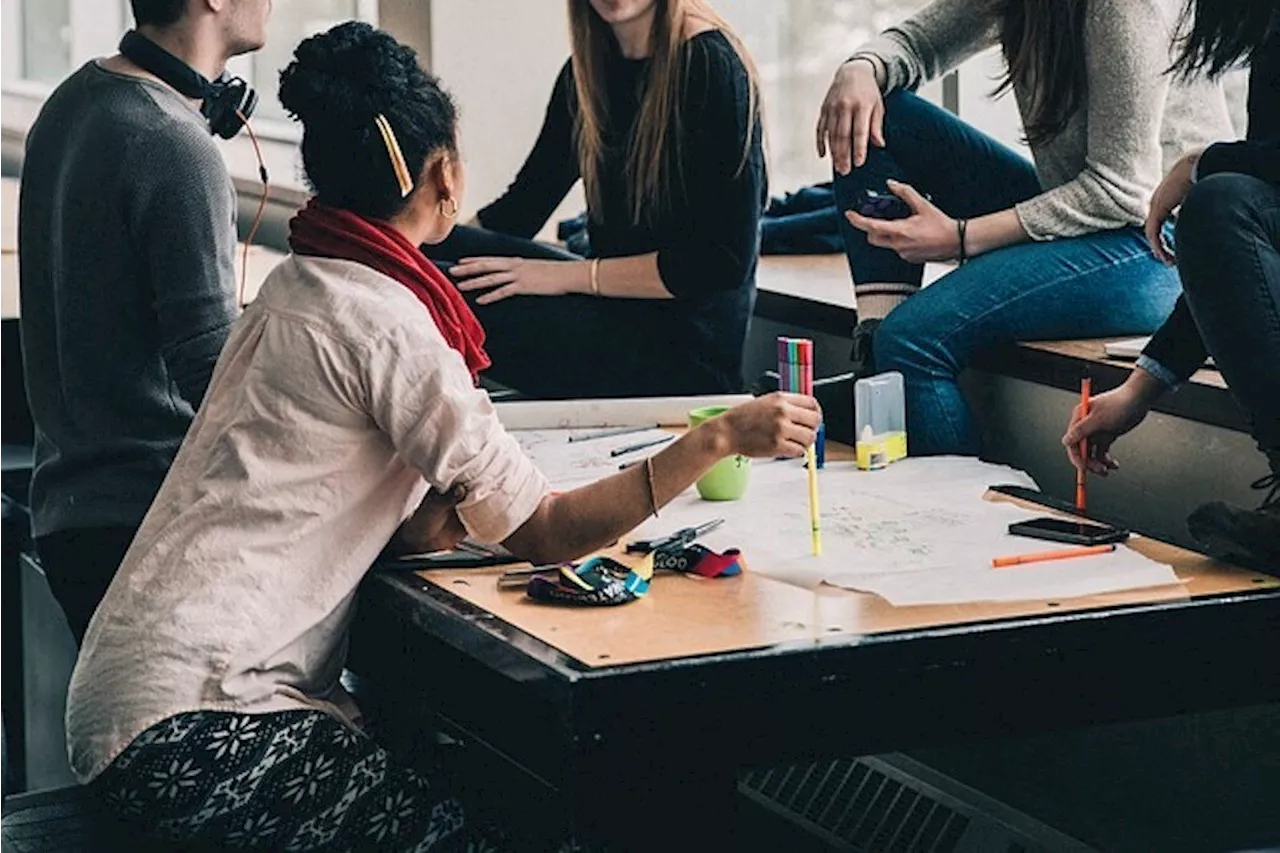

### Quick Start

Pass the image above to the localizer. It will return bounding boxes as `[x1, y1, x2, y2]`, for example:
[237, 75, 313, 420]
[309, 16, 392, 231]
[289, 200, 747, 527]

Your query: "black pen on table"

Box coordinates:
[626, 519, 725, 554]
[609, 433, 675, 458]
[569, 424, 660, 443]
[497, 563, 566, 589]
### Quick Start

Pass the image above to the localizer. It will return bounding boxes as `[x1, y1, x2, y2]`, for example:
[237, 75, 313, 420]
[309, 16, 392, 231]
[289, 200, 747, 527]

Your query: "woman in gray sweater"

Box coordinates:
[816, 0, 1233, 456]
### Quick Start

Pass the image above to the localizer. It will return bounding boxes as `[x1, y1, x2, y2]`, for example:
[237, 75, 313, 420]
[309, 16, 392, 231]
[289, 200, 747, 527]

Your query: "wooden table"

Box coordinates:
[351, 445, 1280, 848]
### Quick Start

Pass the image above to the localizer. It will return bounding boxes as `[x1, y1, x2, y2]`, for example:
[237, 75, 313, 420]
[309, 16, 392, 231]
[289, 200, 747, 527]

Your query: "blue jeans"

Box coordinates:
[833, 91, 1182, 455]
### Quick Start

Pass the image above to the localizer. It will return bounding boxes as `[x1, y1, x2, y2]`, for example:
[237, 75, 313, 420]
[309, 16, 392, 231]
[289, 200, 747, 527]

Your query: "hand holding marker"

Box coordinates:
[778, 336, 823, 557]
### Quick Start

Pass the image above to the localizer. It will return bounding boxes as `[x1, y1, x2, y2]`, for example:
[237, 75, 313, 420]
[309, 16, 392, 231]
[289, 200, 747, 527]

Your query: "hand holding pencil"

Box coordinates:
[1062, 379, 1159, 477]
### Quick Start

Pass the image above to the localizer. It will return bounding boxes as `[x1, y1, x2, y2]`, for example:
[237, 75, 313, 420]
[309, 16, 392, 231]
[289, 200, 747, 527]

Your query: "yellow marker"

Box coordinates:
[806, 445, 822, 556]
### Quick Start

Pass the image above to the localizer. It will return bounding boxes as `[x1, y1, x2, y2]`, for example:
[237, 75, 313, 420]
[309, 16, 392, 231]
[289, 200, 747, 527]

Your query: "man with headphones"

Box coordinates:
[19, 0, 272, 644]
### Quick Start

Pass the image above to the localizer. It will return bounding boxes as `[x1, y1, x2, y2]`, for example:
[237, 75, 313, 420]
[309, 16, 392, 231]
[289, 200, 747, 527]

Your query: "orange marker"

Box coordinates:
[992, 543, 1116, 568]
[1075, 376, 1092, 512]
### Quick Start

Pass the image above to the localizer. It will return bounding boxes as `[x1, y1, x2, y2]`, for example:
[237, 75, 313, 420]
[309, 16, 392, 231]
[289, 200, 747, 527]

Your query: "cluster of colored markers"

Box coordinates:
[778, 337, 823, 557]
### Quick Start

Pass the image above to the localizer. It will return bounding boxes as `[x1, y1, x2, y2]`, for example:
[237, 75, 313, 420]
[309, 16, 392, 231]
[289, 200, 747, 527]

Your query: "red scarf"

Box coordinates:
[289, 200, 490, 383]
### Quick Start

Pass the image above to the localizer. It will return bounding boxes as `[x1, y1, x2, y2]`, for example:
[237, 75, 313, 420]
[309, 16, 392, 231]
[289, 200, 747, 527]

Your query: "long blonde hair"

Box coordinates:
[568, 0, 760, 226]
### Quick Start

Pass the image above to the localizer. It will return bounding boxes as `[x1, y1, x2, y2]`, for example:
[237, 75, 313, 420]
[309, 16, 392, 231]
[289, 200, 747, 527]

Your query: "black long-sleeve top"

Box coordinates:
[477, 31, 766, 392]
[1141, 17, 1279, 385]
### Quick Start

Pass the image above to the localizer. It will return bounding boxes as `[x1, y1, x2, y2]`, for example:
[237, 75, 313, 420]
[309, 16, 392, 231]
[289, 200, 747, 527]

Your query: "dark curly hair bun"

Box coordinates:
[279, 21, 458, 220]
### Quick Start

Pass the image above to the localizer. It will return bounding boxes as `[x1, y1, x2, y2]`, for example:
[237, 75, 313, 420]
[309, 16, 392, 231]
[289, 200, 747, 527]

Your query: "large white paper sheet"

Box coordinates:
[510, 431, 1183, 605]
[513, 427, 676, 491]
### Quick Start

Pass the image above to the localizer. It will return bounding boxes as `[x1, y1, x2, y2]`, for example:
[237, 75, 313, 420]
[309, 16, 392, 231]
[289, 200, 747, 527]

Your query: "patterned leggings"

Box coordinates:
[96, 710, 558, 852]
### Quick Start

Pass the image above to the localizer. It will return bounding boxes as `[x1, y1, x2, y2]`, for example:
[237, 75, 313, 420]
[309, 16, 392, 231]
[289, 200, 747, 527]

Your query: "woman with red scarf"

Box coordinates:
[63, 22, 819, 852]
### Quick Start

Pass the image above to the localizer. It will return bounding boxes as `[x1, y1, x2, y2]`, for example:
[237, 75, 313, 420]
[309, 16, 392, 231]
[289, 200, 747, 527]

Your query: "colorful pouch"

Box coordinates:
[653, 545, 744, 578]
[525, 554, 654, 606]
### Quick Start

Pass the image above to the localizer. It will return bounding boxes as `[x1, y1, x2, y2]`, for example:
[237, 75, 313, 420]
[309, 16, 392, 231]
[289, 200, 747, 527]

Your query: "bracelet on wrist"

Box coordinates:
[956, 219, 969, 265]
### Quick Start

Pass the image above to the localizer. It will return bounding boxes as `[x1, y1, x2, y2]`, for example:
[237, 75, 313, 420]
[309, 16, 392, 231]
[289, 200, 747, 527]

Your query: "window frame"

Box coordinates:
[0, 0, 380, 147]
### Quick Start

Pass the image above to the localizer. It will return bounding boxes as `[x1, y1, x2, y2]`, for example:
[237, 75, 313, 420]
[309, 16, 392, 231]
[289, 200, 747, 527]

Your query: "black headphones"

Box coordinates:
[119, 30, 258, 140]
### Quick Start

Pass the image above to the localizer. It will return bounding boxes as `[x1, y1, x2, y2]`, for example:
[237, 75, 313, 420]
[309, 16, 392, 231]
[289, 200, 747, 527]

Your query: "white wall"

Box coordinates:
[429, 0, 584, 230]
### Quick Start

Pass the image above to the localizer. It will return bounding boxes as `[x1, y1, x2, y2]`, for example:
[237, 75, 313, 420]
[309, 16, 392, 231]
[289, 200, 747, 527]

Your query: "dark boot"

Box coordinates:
[1187, 455, 1280, 574]
[850, 318, 881, 378]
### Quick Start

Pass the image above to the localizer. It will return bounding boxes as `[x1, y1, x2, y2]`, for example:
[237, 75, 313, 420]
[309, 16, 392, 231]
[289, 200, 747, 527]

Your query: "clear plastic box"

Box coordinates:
[854, 371, 908, 470]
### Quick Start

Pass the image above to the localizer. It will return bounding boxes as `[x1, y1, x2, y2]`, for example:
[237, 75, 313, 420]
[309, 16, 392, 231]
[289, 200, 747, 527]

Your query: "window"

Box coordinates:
[716, 0, 933, 196]
[20, 0, 71, 84]
[1, 0, 377, 138]
[0, 1, 125, 90]
[242, 0, 379, 127]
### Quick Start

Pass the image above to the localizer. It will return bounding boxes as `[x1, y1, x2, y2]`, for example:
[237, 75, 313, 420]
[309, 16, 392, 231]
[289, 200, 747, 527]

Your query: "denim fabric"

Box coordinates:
[832, 91, 1042, 287]
[833, 91, 1181, 455]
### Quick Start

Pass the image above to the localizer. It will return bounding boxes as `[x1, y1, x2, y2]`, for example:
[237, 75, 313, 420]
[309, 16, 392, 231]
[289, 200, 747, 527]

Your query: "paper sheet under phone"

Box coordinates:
[510, 428, 1181, 606]
[643, 457, 1180, 606]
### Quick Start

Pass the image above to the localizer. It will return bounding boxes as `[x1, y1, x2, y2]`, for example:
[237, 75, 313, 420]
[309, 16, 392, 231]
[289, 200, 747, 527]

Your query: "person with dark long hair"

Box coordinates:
[425, 0, 766, 400]
[1064, 0, 1278, 569]
[62, 22, 818, 850]
[816, 0, 1234, 456]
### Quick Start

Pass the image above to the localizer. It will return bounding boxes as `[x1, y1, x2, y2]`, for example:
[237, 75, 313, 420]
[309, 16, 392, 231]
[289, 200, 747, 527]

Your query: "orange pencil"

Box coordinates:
[992, 543, 1116, 568]
[1075, 376, 1092, 512]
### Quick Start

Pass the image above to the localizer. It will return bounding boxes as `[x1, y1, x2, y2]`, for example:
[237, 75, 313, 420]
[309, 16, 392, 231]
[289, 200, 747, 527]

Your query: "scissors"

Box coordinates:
[624, 519, 724, 555]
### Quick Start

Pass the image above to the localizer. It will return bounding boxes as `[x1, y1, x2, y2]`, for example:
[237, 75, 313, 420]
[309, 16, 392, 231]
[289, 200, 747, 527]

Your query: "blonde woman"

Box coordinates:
[430, 0, 766, 399]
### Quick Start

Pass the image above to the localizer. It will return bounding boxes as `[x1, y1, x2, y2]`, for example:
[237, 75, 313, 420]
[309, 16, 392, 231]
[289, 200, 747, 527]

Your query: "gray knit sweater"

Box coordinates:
[853, 0, 1235, 240]
[20, 63, 238, 538]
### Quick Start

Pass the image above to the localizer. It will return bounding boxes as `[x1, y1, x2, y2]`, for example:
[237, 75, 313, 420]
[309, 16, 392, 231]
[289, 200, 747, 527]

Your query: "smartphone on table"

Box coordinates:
[1008, 517, 1130, 546]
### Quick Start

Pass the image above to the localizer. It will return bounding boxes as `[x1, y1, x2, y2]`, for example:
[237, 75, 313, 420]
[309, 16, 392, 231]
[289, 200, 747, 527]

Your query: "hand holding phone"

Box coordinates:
[851, 187, 914, 221]
[1008, 517, 1130, 546]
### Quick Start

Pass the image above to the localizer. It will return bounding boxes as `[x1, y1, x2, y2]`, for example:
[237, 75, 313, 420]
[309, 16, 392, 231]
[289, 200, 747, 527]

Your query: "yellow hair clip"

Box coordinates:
[373, 113, 414, 198]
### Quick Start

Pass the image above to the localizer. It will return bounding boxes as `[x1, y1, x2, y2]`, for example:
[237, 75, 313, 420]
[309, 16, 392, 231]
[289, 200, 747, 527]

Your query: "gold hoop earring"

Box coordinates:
[439, 197, 459, 219]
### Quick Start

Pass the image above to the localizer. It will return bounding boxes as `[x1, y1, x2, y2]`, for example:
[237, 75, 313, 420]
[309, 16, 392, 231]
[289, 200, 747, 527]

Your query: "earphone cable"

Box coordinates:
[236, 108, 270, 309]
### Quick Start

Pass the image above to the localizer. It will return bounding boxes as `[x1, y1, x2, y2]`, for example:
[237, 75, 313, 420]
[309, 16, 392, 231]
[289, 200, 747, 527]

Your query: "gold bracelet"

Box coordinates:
[644, 456, 659, 518]
[589, 257, 601, 297]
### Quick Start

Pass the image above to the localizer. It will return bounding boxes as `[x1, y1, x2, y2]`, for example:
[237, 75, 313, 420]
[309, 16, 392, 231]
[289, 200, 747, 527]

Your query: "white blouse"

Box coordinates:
[66, 254, 550, 782]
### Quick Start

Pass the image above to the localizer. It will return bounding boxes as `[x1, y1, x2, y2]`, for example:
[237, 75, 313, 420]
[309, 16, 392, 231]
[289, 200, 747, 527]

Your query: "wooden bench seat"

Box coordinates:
[974, 339, 1243, 433]
[752, 254, 1243, 433]
[754, 254, 855, 337]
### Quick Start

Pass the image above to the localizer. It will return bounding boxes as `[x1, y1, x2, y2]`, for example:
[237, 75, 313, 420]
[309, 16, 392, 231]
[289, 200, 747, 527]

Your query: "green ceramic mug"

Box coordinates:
[688, 406, 750, 501]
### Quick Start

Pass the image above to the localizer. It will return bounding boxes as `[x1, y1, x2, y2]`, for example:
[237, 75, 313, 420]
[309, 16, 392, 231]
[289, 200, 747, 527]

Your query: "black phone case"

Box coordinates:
[851, 188, 913, 221]
[1007, 519, 1131, 546]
